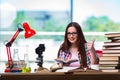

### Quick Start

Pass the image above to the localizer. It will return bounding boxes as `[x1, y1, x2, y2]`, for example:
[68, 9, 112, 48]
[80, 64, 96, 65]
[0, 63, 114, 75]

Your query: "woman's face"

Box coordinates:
[67, 26, 78, 44]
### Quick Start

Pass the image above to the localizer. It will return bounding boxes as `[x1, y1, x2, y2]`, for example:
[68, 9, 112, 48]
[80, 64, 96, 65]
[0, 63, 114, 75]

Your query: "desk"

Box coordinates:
[0, 71, 120, 80]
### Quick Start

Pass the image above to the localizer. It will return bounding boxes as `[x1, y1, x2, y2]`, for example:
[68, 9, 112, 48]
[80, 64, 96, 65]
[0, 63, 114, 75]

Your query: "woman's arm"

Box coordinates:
[87, 39, 99, 64]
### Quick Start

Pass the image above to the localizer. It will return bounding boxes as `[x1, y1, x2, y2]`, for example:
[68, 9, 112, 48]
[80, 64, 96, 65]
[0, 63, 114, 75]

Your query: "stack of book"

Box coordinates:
[99, 33, 120, 72]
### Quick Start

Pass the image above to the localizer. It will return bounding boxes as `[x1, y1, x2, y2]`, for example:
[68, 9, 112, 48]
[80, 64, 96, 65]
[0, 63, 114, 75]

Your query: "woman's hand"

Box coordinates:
[87, 39, 99, 64]
[87, 39, 95, 50]
[50, 63, 63, 72]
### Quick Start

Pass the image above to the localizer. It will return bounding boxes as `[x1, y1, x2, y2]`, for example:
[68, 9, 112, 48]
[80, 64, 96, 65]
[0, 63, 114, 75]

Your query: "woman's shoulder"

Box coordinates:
[59, 50, 66, 54]
[59, 50, 69, 53]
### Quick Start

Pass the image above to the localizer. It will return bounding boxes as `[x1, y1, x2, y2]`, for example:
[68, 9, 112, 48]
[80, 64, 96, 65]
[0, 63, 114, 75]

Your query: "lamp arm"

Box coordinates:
[6, 47, 13, 68]
[6, 28, 23, 47]
[5, 28, 23, 68]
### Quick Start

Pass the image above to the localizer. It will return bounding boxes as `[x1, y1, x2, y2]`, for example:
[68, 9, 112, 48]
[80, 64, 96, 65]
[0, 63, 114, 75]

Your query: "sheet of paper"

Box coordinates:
[56, 67, 79, 72]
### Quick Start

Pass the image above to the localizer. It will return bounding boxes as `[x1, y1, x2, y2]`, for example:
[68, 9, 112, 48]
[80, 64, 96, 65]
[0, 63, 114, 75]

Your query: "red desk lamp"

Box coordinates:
[5, 22, 36, 72]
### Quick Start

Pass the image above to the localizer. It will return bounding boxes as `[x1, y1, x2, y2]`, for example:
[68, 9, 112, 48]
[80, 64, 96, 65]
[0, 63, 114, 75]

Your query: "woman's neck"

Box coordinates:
[69, 44, 78, 54]
[71, 43, 77, 48]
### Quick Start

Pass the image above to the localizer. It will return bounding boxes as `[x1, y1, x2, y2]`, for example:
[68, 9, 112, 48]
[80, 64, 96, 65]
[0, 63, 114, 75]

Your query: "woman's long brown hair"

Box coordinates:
[57, 22, 87, 67]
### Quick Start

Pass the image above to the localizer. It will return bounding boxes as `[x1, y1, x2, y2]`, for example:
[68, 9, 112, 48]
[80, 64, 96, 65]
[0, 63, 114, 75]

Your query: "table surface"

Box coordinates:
[0, 69, 120, 80]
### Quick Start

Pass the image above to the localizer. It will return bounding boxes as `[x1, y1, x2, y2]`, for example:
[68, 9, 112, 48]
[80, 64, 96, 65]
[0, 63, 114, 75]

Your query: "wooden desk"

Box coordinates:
[0, 71, 120, 80]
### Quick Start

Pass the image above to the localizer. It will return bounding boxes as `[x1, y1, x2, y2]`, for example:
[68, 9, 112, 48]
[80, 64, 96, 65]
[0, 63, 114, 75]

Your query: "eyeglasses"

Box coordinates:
[67, 32, 77, 36]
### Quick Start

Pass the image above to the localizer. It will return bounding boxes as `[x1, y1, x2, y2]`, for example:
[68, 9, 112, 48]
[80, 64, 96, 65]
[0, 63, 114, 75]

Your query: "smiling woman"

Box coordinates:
[55, 22, 99, 70]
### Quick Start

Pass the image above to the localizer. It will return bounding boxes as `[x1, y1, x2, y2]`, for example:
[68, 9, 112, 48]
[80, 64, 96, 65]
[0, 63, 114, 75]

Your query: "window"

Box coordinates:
[0, 0, 71, 72]
[73, 0, 120, 41]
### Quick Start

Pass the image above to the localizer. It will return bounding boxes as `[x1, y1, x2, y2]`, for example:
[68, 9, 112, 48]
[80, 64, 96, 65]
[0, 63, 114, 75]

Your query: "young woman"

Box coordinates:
[57, 22, 99, 69]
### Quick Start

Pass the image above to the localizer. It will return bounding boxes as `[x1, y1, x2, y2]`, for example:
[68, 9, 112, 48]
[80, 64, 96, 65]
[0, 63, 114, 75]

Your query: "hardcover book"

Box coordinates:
[102, 53, 120, 56]
[103, 46, 120, 50]
[99, 61, 120, 65]
[103, 42, 120, 47]
[102, 49, 120, 53]
[100, 64, 120, 67]
[101, 69, 120, 72]
[99, 66, 117, 70]
[105, 33, 120, 38]
[99, 56, 120, 61]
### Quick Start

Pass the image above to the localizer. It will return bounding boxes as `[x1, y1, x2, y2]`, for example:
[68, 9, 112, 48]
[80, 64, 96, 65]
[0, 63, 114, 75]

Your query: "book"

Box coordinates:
[102, 53, 120, 56]
[105, 33, 120, 38]
[99, 61, 120, 65]
[67, 67, 99, 72]
[99, 56, 120, 61]
[103, 42, 120, 47]
[108, 37, 120, 42]
[102, 49, 120, 53]
[55, 58, 78, 64]
[50, 59, 78, 72]
[103, 46, 120, 50]
[101, 69, 120, 72]
[100, 65, 120, 70]
[53, 67, 97, 72]
[99, 66, 117, 70]
[111, 39, 120, 42]
[100, 64, 120, 67]
[56, 67, 79, 72]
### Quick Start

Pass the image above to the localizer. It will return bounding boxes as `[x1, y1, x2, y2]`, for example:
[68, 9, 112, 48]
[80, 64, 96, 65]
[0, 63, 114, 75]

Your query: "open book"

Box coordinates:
[55, 58, 78, 64]
[50, 59, 78, 72]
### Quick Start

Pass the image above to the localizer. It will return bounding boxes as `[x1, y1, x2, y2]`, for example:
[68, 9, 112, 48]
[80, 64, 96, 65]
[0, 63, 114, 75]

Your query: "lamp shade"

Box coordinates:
[23, 22, 36, 38]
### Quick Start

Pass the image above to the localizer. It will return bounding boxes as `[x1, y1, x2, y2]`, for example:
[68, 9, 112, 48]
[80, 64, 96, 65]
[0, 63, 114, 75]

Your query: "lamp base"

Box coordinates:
[5, 60, 23, 72]
[5, 68, 22, 72]
[4, 68, 11, 72]
[35, 67, 49, 72]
